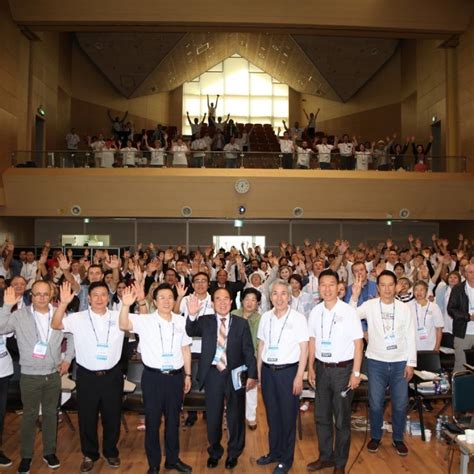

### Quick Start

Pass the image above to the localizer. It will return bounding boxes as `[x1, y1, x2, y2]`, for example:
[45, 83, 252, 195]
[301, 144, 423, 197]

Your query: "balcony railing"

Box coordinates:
[10, 150, 468, 172]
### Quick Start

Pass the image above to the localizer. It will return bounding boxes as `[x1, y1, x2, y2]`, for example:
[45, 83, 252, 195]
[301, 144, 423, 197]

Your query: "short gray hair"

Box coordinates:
[269, 279, 291, 294]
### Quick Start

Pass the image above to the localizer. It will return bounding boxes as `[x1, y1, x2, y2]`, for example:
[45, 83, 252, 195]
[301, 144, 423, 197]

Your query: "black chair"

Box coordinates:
[451, 370, 474, 429]
[182, 358, 206, 417]
[60, 359, 78, 431]
[464, 349, 474, 369]
[121, 359, 144, 433]
[411, 351, 452, 440]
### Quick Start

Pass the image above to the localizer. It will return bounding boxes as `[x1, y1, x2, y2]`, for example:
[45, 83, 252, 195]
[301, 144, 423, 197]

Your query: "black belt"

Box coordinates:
[263, 362, 298, 371]
[77, 363, 119, 377]
[316, 359, 353, 368]
[144, 366, 183, 376]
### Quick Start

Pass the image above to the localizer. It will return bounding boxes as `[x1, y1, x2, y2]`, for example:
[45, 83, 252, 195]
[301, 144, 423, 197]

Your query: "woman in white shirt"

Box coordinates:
[354, 143, 372, 171]
[120, 139, 139, 167]
[409, 280, 444, 351]
[289, 274, 312, 318]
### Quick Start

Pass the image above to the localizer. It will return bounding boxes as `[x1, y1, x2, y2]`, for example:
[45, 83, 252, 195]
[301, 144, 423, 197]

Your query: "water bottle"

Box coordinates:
[440, 372, 449, 393]
[435, 417, 442, 440]
[406, 415, 411, 435]
[433, 379, 441, 394]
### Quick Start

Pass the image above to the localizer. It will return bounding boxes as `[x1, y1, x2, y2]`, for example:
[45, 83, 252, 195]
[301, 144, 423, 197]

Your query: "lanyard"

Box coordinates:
[269, 308, 290, 346]
[379, 301, 395, 334]
[88, 309, 111, 345]
[158, 317, 175, 354]
[415, 302, 430, 328]
[321, 307, 336, 340]
[33, 308, 52, 343]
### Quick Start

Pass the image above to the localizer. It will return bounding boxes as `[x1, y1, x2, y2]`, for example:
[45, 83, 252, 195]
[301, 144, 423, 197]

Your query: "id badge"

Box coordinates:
[33, 341, 48, 359]
[162, 353, 174, 371]
[0, 338, 7, 359]
[417, 326, 428, 341]
[212, 345, 225, 365]
[96, 343, 109, 361]
[321, 339, 332, 358]
[266, 345, 279, 363]
[384, 332, 397, 351]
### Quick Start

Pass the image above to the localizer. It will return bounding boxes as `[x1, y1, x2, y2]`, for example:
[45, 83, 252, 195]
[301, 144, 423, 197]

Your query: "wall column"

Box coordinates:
[445, 46, 459, 171]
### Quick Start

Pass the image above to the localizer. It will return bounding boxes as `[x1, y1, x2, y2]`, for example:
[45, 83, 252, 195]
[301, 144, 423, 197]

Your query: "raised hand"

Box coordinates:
[4, 286, 19, 306]
[59, 281, 75, 306]
[176, 282, 187, 299]
[186, 294, 202, 316]
[133, 281, 145, 302]
[107, 254, 121, 270]
[133, 265, 144, 284]
[57, 254, 71, 272]
[122, 286, 137, 307]
[351, 274, 363, 301]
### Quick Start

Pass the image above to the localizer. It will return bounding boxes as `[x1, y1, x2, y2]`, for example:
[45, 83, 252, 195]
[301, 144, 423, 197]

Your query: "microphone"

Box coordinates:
[340, 387, 352, 398]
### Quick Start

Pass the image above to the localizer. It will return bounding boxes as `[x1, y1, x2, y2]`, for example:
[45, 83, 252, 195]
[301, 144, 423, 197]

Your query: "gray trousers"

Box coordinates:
[20, 372, 60, 458]
[454, 334, 474, 371]
[314, 361, 353, 469]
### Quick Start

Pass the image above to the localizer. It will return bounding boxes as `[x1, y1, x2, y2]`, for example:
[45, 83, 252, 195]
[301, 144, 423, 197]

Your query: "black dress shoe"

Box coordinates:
[185, 414, 197, 427]
[207, 457, 219, 469]
[164, 459, 193, 472]
[256, 454, 279, 466]
[225, 457, 238, 469]
[147, 469, 159, 474]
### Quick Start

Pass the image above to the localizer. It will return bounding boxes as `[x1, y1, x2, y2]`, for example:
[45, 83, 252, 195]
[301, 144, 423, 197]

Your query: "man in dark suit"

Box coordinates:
[447, 263, 474, 371]
[209, 269, 246, 311]
[185, 288, 257, 470]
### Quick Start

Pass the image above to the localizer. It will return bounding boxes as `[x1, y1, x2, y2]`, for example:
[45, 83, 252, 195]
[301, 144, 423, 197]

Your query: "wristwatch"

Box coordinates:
[353, 371, 361, 378]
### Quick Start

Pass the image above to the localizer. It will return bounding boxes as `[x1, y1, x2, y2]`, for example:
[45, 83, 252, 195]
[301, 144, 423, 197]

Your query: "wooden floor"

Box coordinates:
[0, 401, 464, 473]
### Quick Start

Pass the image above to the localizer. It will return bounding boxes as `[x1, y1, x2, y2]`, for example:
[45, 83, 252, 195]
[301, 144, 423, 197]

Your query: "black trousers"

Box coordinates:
[314, 361, 353, 469]
[340, 155, 355, 170]
[0, 376, 9, 450]
[281, 153, 293, 169]
[142, 367, 184, 469]
[261, 363, 299, 467]
[76, 364, 123, 460]
[204, 367, 246, 459]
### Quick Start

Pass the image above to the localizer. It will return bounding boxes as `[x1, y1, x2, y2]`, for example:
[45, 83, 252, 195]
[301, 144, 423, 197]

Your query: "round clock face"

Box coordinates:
[235, 178, 250, 194]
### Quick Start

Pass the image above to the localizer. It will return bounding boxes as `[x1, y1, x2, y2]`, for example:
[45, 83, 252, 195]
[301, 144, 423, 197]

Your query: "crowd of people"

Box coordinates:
[0, 232, 472, 474]
[60, 104, 435, 170]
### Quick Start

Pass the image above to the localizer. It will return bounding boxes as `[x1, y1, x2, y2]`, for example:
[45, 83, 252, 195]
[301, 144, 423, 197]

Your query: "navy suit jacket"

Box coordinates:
[185, 313, 257, 390]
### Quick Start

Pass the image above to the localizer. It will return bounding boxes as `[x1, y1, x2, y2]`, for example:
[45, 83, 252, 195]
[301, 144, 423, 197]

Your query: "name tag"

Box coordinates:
[96, 343, 109, 361]
[162, 353, 174, 371]
[321, 339, 332, 358]
[266, 345, 279, 363]
[0, 339, 7, 359]
[384, 332, 397, 351]
[33, 341, 48, 359]
[212, 345, 225, 365]
[417, 326, 428, 340]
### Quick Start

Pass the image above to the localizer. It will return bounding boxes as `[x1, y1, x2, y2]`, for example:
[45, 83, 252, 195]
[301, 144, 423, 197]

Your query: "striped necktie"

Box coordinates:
[216, 317, 227, 372]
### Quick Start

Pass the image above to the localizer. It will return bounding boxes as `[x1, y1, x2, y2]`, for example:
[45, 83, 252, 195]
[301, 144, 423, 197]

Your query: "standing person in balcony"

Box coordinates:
[390, 137, 410, 171]
[282, 120, 303, 141]
[295, 141, 314, 169]
[277, 129, 295, 169]
[144, 135, 167, 168]
[303, 108, 320, 141]
[120, 139, 139, 167]
[335, 135, 356, 170]
[190, 135, 209, 168]
[354, 142, 373, 171]
[207, 95, 219, 127]
[411, 136, 433, 172]
[107, 110, 128, 141]
[372, 135, 395, 171]
[186, 111, 206, 138]
[223, 137, 241, 169]
[314, 136, 335, 170]
[171, 136, 189, 168]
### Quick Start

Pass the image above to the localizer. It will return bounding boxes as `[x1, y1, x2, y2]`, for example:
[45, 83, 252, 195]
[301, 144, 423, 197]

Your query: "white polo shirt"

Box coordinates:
[290, 292, 313, 318]
[309, 299, 363, 364]
[354, 298, 417, 366]
[129, 312, 191, 370]
[258, 307, 309, 364]
[408, 300, 444, 351]
[303, 274, 320, 306]
[62, 308, 124, 370]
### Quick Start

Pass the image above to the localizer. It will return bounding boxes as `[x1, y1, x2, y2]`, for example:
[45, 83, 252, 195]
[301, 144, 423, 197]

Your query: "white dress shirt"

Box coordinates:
[308, 299, 363, 364]
[62, 308, 124, 370]
[129, 312, 191, 370]
[258, 308, 309, 364]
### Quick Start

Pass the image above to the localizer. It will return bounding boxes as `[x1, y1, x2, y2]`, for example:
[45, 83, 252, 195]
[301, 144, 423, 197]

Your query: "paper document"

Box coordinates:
[231, 364, 248, 390]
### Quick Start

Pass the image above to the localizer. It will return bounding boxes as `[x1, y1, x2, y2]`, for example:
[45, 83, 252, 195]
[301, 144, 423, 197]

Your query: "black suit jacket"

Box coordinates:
[447, 281, 471, 338]
[185, 313, 257, 390]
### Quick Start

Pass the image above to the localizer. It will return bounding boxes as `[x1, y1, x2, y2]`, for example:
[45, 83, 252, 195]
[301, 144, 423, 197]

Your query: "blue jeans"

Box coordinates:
[367, 359, 408, 442]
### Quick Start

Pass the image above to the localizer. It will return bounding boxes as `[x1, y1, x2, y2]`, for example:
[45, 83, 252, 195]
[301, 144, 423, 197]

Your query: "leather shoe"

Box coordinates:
[104, 456, 121, 468]
[225, 457, 238, 469]
[307, 458, 335, 471]
[184, 415, 196, 427]
[273, 463, 290, 474]
[247, 422, 257, 430]
[147, 469, 159, 474]
[256, 454, 279, 465]
[206, 457, 219, 468]
[164, 459, 192, 472]
[80, 457, 95, 473]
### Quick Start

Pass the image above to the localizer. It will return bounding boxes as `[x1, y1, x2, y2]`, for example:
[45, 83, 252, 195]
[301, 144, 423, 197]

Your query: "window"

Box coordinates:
[182, 55, 288, 135]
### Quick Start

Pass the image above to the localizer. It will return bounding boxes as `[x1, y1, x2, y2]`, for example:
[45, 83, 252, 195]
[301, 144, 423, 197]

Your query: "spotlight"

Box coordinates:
[238, 205, 246, 215]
